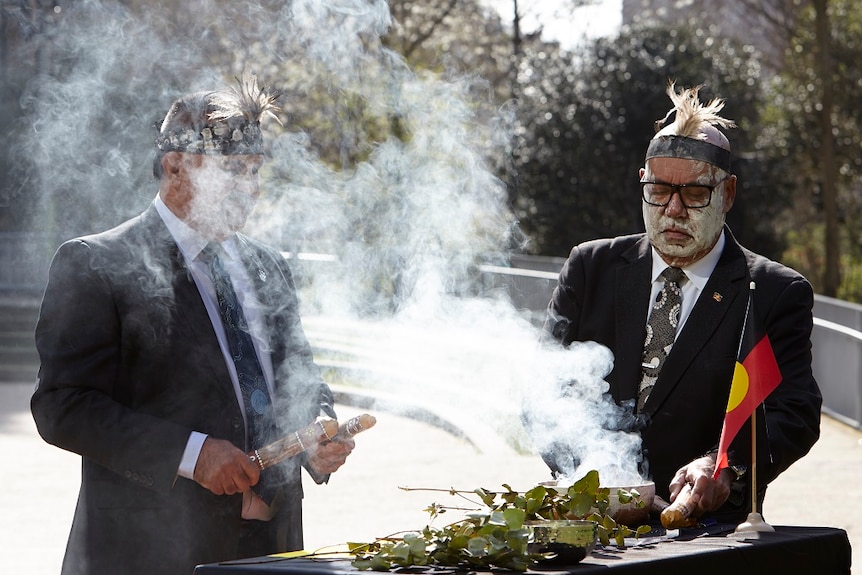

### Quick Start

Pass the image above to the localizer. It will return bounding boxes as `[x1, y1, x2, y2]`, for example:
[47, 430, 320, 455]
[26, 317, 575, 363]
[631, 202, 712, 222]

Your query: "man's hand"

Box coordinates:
[667, 453, 733, 519]
[307, 438, 355, 475]
[193, 437, 261, 496]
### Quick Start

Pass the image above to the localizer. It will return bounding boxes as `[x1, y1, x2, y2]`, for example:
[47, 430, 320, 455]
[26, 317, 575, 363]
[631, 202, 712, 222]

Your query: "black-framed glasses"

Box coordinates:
[640, 175, 731, 209]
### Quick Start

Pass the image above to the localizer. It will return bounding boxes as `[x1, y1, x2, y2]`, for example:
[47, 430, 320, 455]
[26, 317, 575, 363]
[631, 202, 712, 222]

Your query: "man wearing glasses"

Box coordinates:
[542, 82, 822, 526]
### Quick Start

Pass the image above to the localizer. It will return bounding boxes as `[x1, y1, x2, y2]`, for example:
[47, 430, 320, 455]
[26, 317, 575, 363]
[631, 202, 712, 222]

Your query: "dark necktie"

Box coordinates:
[201, 243, 278, 503]
[638, 267, 686, 413]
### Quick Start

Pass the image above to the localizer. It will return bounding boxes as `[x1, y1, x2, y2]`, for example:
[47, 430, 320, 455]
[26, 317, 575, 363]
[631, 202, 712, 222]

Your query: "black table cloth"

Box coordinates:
[194, 525, 851, 575]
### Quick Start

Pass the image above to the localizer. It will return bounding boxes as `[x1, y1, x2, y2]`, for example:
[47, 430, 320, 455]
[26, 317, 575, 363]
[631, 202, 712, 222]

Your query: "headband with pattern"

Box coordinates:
[645, 135, 732, 172]
[155, 117, 264, 156]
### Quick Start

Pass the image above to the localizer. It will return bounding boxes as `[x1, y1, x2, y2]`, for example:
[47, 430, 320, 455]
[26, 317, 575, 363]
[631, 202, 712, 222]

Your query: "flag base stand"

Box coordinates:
[734, 512, 775, 535]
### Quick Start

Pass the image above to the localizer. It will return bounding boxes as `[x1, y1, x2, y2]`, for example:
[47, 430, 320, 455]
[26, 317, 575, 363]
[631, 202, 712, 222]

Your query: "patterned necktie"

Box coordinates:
[201, 243, 278, 503]
[638, 266, 686, 413]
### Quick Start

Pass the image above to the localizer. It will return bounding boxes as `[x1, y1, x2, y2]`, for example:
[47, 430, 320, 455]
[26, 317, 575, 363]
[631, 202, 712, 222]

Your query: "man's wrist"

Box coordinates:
[701, 448, 719, 464]
[702, 448, 746, 477]
[717, 463, 747, 488]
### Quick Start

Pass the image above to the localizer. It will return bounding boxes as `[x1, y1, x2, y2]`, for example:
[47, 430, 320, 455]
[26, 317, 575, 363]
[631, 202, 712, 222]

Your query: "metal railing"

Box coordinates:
[3, 231, 860, 429]
[811, 297, 862, 429]
[478, 264, 862, 430]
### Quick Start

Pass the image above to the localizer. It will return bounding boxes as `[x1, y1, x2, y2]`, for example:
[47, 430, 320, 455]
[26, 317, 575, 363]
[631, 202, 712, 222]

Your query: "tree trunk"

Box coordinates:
[814, 0, 840, 297]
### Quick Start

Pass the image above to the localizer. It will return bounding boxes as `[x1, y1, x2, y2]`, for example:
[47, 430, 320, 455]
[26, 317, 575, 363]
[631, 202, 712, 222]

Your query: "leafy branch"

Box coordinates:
[347, 470, 652, 571]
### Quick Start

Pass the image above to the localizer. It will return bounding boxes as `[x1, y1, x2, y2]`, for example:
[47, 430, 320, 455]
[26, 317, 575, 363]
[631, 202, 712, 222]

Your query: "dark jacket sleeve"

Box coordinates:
[544, 244, 586, 345]
[31, 239, 192, 493]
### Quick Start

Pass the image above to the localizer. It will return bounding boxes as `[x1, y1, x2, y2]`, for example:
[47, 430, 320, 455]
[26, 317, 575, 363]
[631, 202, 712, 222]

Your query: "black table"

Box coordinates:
[194, 525, 851, 575]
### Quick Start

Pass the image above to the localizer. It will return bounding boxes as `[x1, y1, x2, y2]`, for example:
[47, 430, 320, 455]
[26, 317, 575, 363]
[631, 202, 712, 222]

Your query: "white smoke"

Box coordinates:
[20, 0, 644, 485]
[251, 1, 645, 484]
[521, 341, 645, 485]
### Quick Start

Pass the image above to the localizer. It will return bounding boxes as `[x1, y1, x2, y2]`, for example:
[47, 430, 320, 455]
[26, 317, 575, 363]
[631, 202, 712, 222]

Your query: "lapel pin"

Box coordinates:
[713, 292, 723, 302]
[258, 268, 267, 282]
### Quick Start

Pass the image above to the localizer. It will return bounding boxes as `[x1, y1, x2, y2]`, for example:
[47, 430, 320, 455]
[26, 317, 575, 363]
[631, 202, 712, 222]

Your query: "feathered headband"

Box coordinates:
[646, 135, 732, 173]
[156, 74, 281, 156]
[645, 81, 734, 172]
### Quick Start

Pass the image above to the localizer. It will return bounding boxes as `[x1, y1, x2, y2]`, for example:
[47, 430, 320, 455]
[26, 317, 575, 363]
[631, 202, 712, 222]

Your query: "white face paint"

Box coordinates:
[641, 157, 730, 268]
[187, 155, 262, 239]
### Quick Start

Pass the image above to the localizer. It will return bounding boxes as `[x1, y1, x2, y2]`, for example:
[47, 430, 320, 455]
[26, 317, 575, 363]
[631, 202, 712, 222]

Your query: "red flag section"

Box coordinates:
[713, 330, 782, 479]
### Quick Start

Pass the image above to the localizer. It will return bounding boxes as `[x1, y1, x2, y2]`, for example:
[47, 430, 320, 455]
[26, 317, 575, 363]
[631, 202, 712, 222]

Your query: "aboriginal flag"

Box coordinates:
[713, 283, 783, 479]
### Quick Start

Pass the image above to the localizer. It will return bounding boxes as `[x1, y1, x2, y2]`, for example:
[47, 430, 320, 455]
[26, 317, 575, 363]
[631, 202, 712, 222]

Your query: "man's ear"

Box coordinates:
[723, 175, 737, 213]
[162, 151, 182, 176]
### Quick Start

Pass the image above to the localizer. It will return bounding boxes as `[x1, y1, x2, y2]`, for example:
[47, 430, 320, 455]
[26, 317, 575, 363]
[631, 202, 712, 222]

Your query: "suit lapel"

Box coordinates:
[171, 246, 231, 381]
[640, 232, 749, 414]
[140, 206, 233, 385]
[614, 238, 653, 403]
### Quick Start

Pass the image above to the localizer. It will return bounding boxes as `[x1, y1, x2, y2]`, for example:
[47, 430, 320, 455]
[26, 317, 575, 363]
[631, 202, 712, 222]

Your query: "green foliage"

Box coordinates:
[8, 1, 862, 301]
[348, 470, 651, 571]
[761, 0, 862, 302]
[781, 220, 862, 303]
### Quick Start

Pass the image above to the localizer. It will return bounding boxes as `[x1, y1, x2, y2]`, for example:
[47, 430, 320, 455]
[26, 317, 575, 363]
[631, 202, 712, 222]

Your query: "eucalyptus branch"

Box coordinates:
[399, 484, 497, 509]
[351, 472, 652, 572]
[397, 485, 477, 494]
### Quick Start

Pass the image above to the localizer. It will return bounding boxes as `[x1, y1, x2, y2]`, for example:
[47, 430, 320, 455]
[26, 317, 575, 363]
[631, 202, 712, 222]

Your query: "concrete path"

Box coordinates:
[1, 381, 858, 573]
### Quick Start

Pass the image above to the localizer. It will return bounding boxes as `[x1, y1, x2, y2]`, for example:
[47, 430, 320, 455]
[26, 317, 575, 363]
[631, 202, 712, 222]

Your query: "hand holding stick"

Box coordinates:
[659, 483, 698, 529]
[248, 417, 338, 470]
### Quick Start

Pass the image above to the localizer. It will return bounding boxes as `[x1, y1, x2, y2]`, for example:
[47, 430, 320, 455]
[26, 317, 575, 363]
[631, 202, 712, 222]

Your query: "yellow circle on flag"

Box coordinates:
[727, 362, 750, 413]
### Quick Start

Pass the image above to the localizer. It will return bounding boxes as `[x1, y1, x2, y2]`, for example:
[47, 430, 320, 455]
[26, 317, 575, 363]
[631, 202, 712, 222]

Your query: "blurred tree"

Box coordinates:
[0, 0, 63, 230]
[754, 0, 862, 300]
[734, 0, 801, 74]
[7, 0, 859, 305]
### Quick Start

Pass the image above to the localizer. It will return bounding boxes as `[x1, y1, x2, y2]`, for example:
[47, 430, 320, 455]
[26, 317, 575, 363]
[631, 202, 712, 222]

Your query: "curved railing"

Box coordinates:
[478, 262, 862, 430]
[2, 234, 860, 430]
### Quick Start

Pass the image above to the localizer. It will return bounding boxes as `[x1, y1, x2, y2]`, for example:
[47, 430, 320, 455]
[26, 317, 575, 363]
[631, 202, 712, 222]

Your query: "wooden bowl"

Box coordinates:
[527, 519, 598, 565]
[605, 481, 654, 526]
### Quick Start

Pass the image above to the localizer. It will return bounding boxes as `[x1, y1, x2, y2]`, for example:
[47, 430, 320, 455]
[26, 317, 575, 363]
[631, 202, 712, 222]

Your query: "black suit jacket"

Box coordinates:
[31, 205, 335, 575]
[544, 228, 821, 521]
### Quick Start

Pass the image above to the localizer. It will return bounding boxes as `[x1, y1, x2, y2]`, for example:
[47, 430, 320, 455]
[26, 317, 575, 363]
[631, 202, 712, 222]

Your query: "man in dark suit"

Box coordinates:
[541, 82, 821, 524]
[31, 76, 355, 575]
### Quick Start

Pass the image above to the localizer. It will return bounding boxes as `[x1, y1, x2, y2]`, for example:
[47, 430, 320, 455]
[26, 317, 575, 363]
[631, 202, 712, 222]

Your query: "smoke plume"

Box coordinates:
[17, 0, 644, 489]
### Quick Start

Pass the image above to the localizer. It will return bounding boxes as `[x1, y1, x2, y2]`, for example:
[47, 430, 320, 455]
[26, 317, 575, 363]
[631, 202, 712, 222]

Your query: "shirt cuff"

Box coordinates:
[178, 431, 208, 480]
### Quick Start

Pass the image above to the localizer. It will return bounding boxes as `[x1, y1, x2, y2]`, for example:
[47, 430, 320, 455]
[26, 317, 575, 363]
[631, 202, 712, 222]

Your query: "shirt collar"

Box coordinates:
[649, 230, 726, 292]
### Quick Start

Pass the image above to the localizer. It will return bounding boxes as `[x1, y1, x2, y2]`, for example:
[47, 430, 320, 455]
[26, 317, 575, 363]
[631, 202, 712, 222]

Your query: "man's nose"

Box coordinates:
[664, 190, 688, 216]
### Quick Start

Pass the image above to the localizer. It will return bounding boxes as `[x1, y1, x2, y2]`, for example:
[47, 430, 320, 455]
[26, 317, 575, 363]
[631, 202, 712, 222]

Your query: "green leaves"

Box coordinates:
[351, 522, 534, 571]
[503, 508, 526, 529]
[349, 470, 651, 571]
[522, 485, 547, 515]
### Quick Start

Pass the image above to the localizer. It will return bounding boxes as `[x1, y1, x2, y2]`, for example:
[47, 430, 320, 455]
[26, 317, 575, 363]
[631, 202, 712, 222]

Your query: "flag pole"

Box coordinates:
[734, 282, 774, 534]
[751, 404, 757, 511]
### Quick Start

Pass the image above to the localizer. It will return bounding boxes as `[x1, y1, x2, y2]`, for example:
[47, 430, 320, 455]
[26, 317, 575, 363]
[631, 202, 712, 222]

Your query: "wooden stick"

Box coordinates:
[248, 417, 338, 470]
[335, 413, 377, 440]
